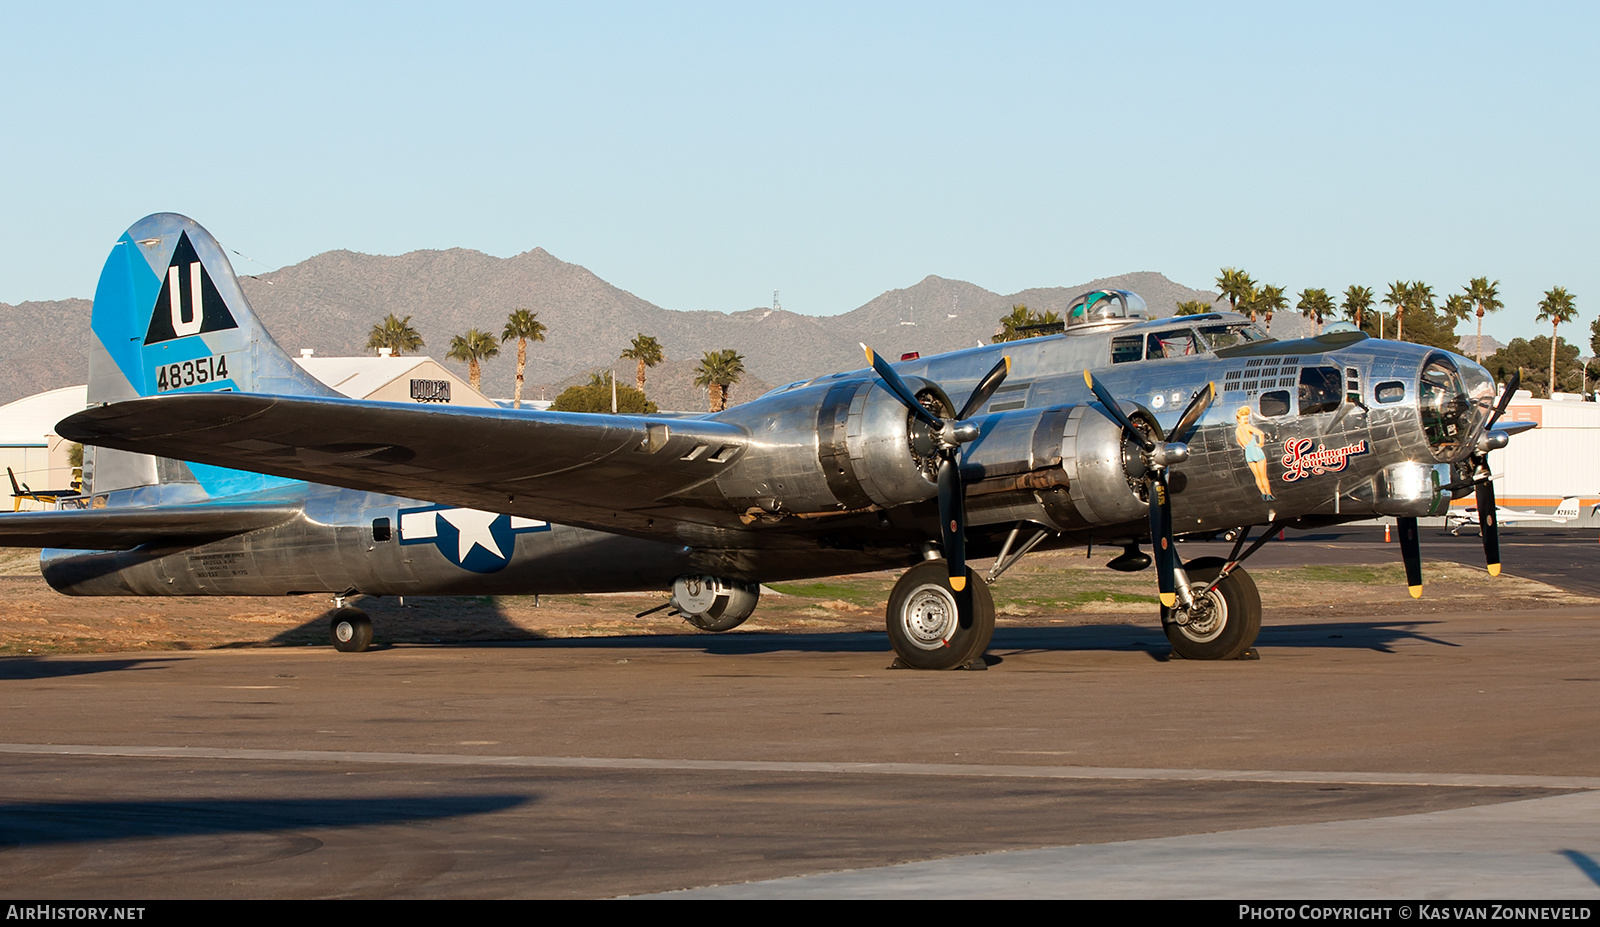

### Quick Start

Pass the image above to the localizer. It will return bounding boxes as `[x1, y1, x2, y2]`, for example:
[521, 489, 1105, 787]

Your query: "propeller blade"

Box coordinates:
[936, 456, 967, 593]
[1149, 471, 1176, 608]
[1398, 516, 1423, 598]
[1169, 382, 1217, 445]
[1083, 371, 1157, 451]
[1476, 479, 1501, 577]
[956, 356, 1012, 421]
[1486, 369, 1520, 430]
[862, 344, 940, 428]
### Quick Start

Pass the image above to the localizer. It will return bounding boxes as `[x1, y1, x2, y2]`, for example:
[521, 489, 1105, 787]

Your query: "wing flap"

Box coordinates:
[60, 394, 752, 537]
[0, 504, 301, 550]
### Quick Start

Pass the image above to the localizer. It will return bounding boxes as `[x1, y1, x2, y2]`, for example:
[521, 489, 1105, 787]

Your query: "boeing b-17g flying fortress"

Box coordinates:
[0, 214, 1537, 669]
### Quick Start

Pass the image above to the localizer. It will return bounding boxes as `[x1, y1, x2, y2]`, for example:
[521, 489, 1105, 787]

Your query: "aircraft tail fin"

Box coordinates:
[84, 214, 339, 501]
[1553, 497, 1581, 519]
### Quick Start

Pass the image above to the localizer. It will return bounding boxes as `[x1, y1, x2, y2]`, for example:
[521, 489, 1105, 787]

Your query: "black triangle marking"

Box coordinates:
[144, 231, 239, 345]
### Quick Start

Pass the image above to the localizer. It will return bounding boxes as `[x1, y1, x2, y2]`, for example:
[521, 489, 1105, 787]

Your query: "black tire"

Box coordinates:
[329, 607, 373, 653]
[885, 561, 995, 670]
[1161, 557, 1261, 660]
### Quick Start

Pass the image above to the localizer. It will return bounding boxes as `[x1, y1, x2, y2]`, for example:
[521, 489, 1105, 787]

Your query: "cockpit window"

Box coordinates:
[1146, 329, 1200, 359]
[1111, 335, 1143, 364]
[1197, 323, 1268, 351]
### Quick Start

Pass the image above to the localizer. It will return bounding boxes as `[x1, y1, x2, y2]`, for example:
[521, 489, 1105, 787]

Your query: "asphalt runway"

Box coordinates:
[4, 530, 1600, 898]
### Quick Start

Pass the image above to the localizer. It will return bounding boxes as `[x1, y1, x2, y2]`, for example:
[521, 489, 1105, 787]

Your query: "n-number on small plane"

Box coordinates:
[0, 215, 1535, 669]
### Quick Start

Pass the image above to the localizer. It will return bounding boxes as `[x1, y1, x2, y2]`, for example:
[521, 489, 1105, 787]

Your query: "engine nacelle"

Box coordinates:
[713, 377, 942, 516]
[713, 377, 1148, 531]
[962, 404, 1150, 532]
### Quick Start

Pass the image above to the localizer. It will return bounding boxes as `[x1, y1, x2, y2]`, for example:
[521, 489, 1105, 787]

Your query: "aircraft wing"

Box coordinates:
[60, 394, 755, 540]
[0, 504, 301, 550]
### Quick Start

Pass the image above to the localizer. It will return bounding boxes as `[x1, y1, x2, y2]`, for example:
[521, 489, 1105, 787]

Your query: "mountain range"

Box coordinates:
[0, 247, 1315, 412]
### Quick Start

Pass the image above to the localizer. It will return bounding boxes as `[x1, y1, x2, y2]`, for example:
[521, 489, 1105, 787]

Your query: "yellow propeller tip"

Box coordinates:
[861, 345, 874, 363]
[1083, 370, 1093, 387]
[949, 576, 966, 592]
[1409, 585, 1423, 599]
[1003, 356, 1012, 373]
[1487, 563, 1501, 577]
[1160, 593, 1176, 607]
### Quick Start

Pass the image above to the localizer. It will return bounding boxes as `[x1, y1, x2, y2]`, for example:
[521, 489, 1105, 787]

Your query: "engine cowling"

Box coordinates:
[713, 378, 1147, 531]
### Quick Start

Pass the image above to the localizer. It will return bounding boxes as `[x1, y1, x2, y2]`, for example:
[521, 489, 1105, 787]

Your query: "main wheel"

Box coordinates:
[1161, 557, 1261, 660]
[329, 607, 373, 653]
[885, 561, 995, 670]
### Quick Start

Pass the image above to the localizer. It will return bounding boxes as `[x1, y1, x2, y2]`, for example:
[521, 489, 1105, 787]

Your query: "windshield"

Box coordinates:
[1196, 323, 1268, 351]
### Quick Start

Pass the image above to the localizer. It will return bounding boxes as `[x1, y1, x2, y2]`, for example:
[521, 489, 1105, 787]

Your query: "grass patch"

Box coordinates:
[1295, 564, 1407, 585]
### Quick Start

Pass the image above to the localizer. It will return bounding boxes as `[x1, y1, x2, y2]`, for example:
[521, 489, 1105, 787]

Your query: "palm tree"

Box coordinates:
[1174, 299, 1211, 316]
[693, 349, 746, 412]
[1382, 281, 1408, 341]
[1214, 268, 1256, 319]
[1342, 285, 1374, 331]
[621, 333, 664, 393]
[994, 304, 1034, 343]
[447, 328, 500, 392]
[1465, 277, 1503, 361]
[367, 313, 424, 356]
[1296, 288, 1335, 334]
[1537, 286, 1578, 397]
[500, 308, 547, 409]
[1255, 284, 1287, 332]
[1442, 293, 1473, 331]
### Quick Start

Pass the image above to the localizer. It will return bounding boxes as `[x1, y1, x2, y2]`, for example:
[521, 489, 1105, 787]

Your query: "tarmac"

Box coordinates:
[2, 527, 1599, 899]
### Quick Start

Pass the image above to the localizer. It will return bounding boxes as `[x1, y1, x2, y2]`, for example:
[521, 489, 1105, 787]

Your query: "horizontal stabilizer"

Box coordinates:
[0, 504, 301, 550]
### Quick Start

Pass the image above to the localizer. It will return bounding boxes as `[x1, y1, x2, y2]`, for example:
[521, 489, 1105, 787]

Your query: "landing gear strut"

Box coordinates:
[885, 560, 995, 670]
[1161, 557, 1261, 660]
[329, 607, 373, 653]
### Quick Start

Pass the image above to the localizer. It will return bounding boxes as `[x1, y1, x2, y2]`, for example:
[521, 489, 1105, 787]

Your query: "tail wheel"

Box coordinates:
[330, 607, 373, 653]
[1161, 557, 1261, 660]
[886, 560, 995, 670]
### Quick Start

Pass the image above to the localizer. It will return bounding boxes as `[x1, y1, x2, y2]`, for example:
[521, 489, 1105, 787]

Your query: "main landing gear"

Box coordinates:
[1160, 556, 1261, 661]
[329, 606, 373, 653]
[885, 560, 995, 670]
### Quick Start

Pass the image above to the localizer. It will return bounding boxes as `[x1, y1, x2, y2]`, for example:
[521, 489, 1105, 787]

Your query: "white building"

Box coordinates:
[1479, 391, 1600, 519]
[0, 385, 89, 510]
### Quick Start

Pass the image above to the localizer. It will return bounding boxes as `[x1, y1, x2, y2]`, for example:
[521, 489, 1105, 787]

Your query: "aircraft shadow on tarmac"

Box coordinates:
[463, 618, 1466, 662]
[0, 795, 529, 848]
[0, 656, 184, 680]
[261, 598, 555, 650]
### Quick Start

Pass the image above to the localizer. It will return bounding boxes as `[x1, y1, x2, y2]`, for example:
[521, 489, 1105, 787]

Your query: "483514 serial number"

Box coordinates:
[155, 354, 230, 392]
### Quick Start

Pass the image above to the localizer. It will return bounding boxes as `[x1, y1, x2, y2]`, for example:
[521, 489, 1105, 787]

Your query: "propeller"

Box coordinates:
[1083, 372, 1216, 608]
[1398, 516, 1423, 598]
[1473, 370, 1519, 577]
[1452, 369, 1519, 577]
[862, 346, 1012, 591]
[1397, 371, 1519, 598]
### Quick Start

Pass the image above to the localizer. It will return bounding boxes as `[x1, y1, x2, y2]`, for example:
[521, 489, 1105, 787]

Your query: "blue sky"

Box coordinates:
[1, 2, 1594, 346]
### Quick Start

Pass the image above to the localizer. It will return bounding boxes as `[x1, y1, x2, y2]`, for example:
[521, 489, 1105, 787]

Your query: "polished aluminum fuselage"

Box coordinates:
[43, 313, 1490, 598]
